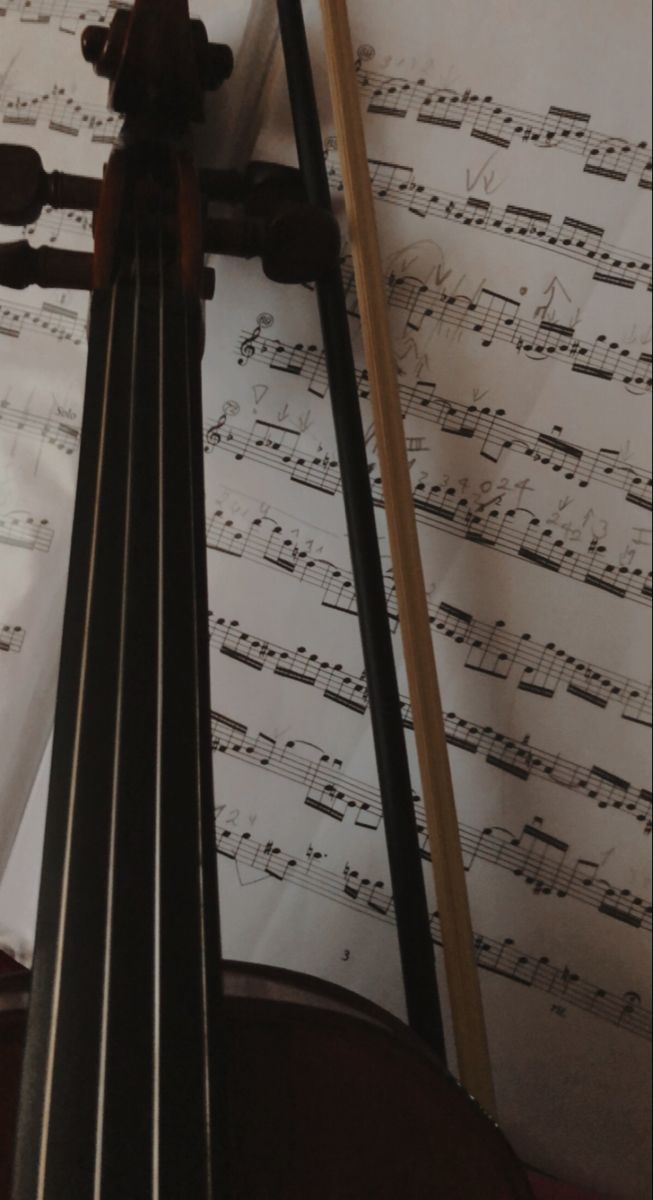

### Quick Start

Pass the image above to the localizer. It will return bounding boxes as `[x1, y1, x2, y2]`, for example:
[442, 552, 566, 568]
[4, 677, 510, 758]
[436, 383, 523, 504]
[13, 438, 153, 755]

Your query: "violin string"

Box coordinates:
[153, 220, 165, 1199]
[182, 291, 215, 1194]
[35, 281, 120, 1199]
[92, 232, 142, 1199]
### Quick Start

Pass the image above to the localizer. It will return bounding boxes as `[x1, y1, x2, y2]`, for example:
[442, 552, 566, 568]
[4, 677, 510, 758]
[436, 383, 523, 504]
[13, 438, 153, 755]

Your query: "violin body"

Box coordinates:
[1, 962, 531, 1198]
[0, 965, 26, 1200]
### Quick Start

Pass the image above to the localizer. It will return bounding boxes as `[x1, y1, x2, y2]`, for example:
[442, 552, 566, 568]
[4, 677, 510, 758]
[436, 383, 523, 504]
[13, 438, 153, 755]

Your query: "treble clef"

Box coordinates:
[205, 413, 227, 452]
[354, 43, 375, 76]
[205, 400, 240, 453]
[238, 311, 274, 365]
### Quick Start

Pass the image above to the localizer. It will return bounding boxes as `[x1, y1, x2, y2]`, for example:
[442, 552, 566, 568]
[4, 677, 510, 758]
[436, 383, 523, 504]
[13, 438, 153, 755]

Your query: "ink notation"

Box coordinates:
[238, 328, 652, 512]
[216, 823, 651, 1040]
[212, 711, 652, 930]
[356, 61, 652, 192]
[326, 150, 652, 293]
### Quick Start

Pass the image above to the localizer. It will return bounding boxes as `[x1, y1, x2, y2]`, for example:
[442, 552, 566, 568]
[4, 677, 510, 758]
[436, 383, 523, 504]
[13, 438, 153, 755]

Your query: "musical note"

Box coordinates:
[0, 396, 80, 455]
[207, 610, 651, 830]
[216, 822, 651, 1040]
[585, 136, 648, 185]
[365, 74, 423, 119]
[207, 416, 651, 605]
[206, 507, 651, 726]
[0, 510, 53, 551]
[2, 0, 128, 32]
[212, 712, 354, 825]
[433, 602, 651, 726]
[4, 202, 95, 248]
[239, 328, 652, 512]
[0, 296, 86, 344]
[615, 991, 646, 1030]
[598, 890, 652, 929]
[463, 723, 652, 829]
[333, 257, 652, 393]
[0, 80, 120, 142]
[358, 63, 651, 191]
[211, 711, 651, 931]
[0, 623, 24, 653]
[207, 416, 340, 497]
[326, 151, 652, 293]
[209, 616, 370, 715]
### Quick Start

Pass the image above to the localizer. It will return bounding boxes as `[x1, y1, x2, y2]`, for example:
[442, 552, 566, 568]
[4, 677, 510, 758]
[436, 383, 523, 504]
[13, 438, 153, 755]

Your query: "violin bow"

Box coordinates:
[302, 0, 496, 1114]
[276, 2, 447, 1060]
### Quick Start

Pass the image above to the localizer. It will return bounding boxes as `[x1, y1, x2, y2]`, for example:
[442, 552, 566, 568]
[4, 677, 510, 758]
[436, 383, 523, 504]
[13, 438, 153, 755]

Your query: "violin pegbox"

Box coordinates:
[0, 0, 339, 297]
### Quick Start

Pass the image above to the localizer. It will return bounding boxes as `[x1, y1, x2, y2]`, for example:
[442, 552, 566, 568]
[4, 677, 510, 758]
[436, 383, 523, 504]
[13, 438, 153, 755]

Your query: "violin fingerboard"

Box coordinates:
[12, 283, 226, 1200]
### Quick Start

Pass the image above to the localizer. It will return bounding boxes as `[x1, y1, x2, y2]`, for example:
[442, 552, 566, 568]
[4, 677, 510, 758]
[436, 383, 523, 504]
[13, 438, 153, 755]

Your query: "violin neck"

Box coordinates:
[12, 280, 226, 1198]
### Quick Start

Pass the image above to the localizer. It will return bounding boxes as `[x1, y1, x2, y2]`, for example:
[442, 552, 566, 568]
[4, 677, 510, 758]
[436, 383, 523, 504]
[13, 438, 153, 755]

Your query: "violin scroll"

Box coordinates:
[0, 4, 340, 299]
[81, 0, 233, 122]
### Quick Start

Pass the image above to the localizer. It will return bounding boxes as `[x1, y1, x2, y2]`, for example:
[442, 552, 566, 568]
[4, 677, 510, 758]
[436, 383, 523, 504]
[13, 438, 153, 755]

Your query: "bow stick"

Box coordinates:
[277, 0, 447, 1059]
[317, 0, 497, 1115]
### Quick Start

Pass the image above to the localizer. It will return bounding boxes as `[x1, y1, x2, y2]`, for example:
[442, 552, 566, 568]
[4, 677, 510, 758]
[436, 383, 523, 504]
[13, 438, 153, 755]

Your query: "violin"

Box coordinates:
[0, 1, 534, 1195]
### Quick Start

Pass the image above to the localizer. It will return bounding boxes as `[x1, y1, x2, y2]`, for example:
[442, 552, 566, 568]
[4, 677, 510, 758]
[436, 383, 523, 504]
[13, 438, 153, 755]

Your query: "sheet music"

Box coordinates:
[0, 1, 650, 1195]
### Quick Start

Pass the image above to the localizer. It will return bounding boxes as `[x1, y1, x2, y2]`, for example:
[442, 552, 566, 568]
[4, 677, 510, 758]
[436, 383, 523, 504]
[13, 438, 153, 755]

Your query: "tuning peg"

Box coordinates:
[80, 21, 122, 78]
[199, 168, 250, 206]
[0, 240, 215, 298]
[261, 204, 340, 284]
[200, 162, 306, 209]
[240, 165, 342, 282]
[0, 241, 93, 290]
[189, 24, 233, 90]
[242, 163, 307, 214]
[204, 203, 340, 285]
[0, 145, 101, 226]
[202, 159, 339, 284]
